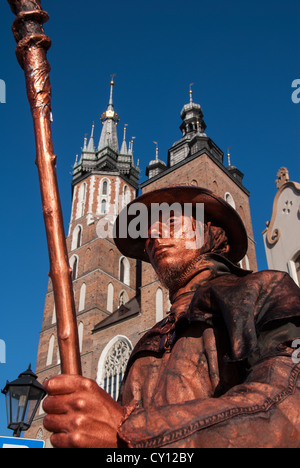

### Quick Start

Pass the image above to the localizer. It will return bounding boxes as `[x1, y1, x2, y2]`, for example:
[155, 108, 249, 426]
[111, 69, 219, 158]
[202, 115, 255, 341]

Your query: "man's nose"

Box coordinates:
[150, 221, 171, 239]
[150, 221, 162, 238]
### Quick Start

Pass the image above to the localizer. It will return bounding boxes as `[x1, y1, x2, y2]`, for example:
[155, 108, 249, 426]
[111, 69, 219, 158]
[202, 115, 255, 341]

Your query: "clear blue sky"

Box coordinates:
[0, 0, 299, 437]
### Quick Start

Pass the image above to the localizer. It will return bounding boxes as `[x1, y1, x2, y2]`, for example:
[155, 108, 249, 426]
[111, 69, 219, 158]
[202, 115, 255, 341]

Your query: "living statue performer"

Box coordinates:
[7, 0, 300, 449]
[43, 186, 300, 448]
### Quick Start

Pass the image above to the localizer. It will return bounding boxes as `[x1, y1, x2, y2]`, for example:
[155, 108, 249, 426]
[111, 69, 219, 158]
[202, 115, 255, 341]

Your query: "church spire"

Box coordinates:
[98, 76, 120, 153]
[189, 83, 194, 103]
[120, 124, 128, 155]
[87, 122, 95, 152]
[108, 75, 115, 109]
[180, 84, 207, 137]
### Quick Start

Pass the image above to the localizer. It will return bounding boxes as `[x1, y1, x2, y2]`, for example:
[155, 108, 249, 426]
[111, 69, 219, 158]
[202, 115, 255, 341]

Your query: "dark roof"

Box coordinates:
[93, 296, 140, 332]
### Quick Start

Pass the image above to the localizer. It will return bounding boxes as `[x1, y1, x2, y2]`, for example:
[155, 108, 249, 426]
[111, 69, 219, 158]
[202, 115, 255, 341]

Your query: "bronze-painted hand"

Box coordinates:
[43, 375, 125, 448]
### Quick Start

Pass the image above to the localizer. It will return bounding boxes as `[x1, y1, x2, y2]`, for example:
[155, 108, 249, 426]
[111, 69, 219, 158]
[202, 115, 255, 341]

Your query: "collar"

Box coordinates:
[169, 253, 251, 323]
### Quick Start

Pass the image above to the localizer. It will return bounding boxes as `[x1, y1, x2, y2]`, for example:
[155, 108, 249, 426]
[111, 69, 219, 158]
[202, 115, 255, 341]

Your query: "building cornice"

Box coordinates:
[141, 149, 250, 196]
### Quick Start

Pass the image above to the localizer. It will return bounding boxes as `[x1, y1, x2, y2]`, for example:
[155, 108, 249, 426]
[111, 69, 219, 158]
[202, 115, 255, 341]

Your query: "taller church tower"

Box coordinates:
[28, 84, 257, 445]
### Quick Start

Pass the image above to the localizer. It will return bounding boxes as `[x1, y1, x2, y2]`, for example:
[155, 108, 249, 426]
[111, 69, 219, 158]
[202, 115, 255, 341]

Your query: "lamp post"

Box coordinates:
[1, 365, 46, 437]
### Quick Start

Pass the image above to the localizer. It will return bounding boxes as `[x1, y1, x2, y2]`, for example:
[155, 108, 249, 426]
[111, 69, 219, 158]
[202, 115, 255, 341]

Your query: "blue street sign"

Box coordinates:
[0, 436, 45, 448]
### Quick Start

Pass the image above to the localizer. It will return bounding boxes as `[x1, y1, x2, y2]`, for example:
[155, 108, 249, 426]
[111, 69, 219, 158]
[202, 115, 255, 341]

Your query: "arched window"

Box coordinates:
[239, 255, 250, 271]
[119, 257, 130, 286]
[78, 322, 84, 353]
[79, 283, 86, 312]
[120, 258, 125, 283]
[212, 180, 219, 193]
[57, 345, 60, 365]
[119, 290, 129, 307]
[107, 283, 114, 313]
[46, 335, 55, 366]
[71, 225, 82, 251]
[72, 258, 78, 281]
[224, 192, 236, 209]
[98, 179, 110, 215]
[244, 255, 250, 270]
[97, 336, 133, 401]
[102, 180, 108, 195]
[52, 304, 56, 324]
[101, 199, 107, 214]
[76, 182, 87, 219]
[156, 288, 164, 322]
[70, 255, 79, 281]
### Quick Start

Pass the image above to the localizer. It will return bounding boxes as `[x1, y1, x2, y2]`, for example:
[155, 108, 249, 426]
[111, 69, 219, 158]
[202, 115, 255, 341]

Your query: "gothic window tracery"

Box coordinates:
[100, 338, 133, 401]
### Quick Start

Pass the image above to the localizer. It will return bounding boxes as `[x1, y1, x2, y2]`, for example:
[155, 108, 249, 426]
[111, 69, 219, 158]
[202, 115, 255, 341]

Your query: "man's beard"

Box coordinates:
[155, 261, 189, 291]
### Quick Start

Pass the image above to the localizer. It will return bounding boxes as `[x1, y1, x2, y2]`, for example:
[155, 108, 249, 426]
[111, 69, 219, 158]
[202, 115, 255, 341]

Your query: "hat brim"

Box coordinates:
[114, 186, 248, 264]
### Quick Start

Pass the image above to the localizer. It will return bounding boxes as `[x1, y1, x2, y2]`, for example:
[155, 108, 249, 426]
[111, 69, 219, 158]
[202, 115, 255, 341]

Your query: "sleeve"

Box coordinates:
[118, 351, 300, 448]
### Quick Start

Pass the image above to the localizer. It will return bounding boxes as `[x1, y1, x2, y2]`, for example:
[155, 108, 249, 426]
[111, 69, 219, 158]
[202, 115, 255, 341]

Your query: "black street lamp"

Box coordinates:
[1, 364, 47, 437]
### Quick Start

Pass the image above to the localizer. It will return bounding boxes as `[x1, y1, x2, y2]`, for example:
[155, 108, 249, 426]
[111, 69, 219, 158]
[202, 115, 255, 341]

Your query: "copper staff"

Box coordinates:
[7, 0, 82, 376]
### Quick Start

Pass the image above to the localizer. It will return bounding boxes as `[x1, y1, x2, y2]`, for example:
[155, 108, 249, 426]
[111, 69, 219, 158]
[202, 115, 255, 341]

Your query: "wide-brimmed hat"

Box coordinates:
[114, 185, 248, 264]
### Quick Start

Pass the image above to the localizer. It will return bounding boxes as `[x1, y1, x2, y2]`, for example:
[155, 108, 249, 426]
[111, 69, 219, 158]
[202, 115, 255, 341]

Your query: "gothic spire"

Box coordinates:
[87, 123, 95, 152]
[120, 124, 128, 155]
[98, 77, 120, 153]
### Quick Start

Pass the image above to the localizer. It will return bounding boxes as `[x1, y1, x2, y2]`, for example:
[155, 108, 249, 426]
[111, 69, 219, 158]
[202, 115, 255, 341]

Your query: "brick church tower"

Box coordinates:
[27, 83, 257, 444]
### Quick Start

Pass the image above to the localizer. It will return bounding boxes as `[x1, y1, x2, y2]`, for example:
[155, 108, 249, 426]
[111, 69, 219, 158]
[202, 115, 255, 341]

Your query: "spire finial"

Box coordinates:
[227, 147, 231, 166]
[109, 74, 116, 107]
[123, 124, 128, 141]
[153, 141, 159, 161]
[98, 77, 120, 152]
[128, 137, 135, 154]
[189, 83, 194, 103]
[83, 134, 88, 150]
[131, 136, 136, 152]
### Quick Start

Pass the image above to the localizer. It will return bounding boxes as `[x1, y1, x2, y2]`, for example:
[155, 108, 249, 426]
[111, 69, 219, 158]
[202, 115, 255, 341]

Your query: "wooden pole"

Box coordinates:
[8, 0, 82, 376]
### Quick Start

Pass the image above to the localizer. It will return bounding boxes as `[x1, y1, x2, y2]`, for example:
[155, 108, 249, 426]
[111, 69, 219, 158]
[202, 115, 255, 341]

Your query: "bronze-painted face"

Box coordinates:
[145, 212, 203, 289]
